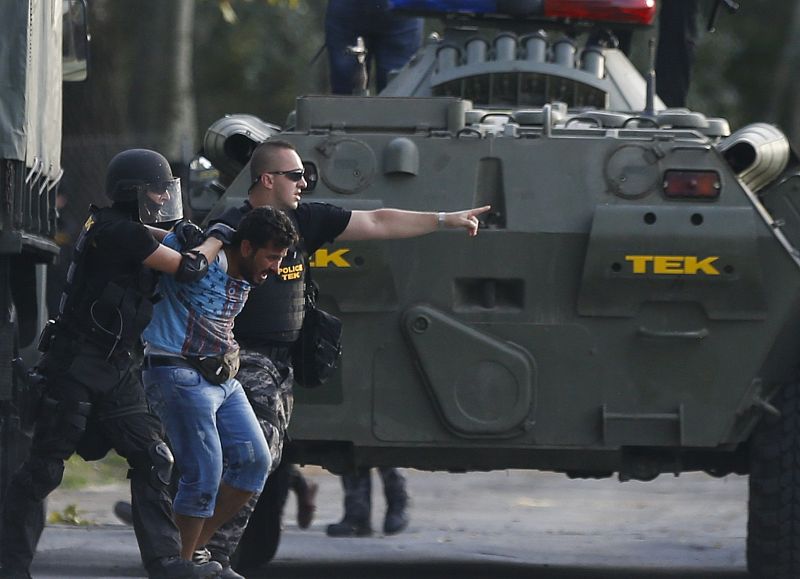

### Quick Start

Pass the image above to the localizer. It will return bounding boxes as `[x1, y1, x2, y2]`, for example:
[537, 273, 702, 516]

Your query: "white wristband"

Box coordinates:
[437, 211, 446, 229]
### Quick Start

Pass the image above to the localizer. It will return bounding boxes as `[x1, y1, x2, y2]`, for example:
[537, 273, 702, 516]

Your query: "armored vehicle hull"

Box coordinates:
[198, 4, 800, 576]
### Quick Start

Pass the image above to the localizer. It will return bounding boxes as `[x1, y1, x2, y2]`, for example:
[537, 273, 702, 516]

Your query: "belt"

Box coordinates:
[145, 355, 195, 370]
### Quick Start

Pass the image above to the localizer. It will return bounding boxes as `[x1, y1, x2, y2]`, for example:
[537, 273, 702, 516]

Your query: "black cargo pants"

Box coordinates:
[0, 343, 181, 574]
[341, 467, 407, 523]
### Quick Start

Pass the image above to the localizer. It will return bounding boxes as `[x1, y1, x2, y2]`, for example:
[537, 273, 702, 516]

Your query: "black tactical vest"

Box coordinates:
[56, 205, 158, 354]
[234, 210, 306, 346]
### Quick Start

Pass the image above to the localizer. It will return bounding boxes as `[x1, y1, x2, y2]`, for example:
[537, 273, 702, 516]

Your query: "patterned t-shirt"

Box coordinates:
[142, 233, 250, 356]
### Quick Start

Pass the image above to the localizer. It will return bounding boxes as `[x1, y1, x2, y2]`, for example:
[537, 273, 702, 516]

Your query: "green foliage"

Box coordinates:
[216, 0, 302, 23]
[194, 0, 327, 131]
[689, 0, 795, 130]
[59, 452, 129, 490]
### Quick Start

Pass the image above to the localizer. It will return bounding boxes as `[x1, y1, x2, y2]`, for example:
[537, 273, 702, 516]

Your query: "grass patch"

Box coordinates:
[60, 451, 129, 490]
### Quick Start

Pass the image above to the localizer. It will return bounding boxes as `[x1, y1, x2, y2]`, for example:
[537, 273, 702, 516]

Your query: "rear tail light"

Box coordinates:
[663, 170, 721, 200]
[390, 0, 656, 26]
[544, 0, 656, 25]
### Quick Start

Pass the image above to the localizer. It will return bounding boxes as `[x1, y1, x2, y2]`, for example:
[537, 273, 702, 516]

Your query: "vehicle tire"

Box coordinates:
[747, 380, 800, 578]
[232, 458, 292, 570]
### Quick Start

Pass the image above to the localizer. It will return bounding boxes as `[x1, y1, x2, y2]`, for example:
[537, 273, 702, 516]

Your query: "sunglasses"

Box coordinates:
[249, 169, 306, 191]
[267, 169, 305, 181]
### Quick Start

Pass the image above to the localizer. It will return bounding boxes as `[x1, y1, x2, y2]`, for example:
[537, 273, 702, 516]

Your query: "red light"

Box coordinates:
[544, 0, 656, 25]
[663, 170, 721, 200]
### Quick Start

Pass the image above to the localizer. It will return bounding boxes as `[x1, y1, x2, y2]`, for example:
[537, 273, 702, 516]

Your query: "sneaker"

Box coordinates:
[195, 549, 244, 579]
[149, 556, 222, 579]
[325, 518, 372, 537]
[215, 557, 245, 579]
[192, 548, 211, 565]
[113, 500, 133, 526]
[297, 481, 319, 529]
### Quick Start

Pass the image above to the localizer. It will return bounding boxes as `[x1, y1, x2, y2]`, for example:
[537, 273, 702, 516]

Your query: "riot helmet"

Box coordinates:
[104, 149, 184, 224]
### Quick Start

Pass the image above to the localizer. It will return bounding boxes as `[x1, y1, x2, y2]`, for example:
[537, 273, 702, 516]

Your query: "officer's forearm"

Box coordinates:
[196, 237, 223, 263]
[145, 224, 168, 241]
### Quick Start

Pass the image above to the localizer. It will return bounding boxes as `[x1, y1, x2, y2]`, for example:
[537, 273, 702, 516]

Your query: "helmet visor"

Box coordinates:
[138, 178, 183, 224]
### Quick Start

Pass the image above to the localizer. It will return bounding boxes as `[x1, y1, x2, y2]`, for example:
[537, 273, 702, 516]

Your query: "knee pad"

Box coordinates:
[148, 440, 174, 490]
[129, 440, 174, 491]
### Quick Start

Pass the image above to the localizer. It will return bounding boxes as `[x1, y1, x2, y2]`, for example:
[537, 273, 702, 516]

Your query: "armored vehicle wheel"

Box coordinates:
[232, 458, 292, 570]
[747, 381, 800, 578]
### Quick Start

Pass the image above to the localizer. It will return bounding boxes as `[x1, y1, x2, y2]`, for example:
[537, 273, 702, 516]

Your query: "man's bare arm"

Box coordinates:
[337, 206, 491, 241]
[142, 237, 223, 275]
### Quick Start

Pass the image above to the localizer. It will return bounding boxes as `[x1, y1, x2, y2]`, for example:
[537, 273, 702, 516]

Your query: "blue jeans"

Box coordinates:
[325, 0, 423, 94]
[142, 366, 270, 518]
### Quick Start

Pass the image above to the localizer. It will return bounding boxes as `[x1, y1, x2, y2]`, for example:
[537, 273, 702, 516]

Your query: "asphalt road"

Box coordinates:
[36, 468, 750, 579]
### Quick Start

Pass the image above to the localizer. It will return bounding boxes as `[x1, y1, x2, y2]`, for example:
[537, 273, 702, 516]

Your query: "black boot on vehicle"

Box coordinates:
[148, 556, 223, 579]
[326, 517, 373, 537]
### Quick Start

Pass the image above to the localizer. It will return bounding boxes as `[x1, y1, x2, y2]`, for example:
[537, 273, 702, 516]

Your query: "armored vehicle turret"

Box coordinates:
[194, 2, 800, 576]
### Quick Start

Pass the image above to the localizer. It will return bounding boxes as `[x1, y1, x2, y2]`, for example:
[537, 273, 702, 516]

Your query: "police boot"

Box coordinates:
[380, 467, 409, 535]
[113, 500, 134, 525]
[295, 480, 319, 530]
[148, 556, 223, 579]
[326, 469, 372, 537]
[194, 547, 245, 579]
[217, 560, 245, 579]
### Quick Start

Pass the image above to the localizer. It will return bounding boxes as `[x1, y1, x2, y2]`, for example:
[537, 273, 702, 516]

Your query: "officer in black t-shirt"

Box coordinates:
[0, 149, 224, 579]
[202, 140, 489, 573]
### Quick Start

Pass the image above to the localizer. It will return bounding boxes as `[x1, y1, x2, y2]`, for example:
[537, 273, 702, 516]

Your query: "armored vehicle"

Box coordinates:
[0, 0, 88, 538]
[194, 1, 800, 576]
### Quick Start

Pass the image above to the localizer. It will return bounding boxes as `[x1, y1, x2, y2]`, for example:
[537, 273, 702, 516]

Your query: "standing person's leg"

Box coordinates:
[325, 0, 361, 94]
[142, 364, 226, 559]
[371, 15, 423, 92]
[98, 373, 181, 569]
[655, 0, 700, 108]
[204, 351, 289, 568]
[379, 467, 409, 535]
[326, 467, 373, 537]
[0, 379, 90, 575]
[195, 378, 270, 549]
[289, 465, 318, 529]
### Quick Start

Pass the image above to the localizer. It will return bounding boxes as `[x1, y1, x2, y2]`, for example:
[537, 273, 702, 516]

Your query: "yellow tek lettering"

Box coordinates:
[311, 248, 351, 268]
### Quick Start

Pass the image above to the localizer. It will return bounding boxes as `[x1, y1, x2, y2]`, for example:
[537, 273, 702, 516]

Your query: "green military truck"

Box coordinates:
[0, 0, 88, 532]
[194, 1, 800, 576]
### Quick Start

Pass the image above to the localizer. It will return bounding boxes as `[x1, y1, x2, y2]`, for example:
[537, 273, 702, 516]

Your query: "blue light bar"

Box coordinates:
[388, 0, 499, 14]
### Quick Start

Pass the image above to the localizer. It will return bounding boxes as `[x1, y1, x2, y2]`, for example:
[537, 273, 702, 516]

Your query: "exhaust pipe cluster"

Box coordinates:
[436, 31, 606, 79]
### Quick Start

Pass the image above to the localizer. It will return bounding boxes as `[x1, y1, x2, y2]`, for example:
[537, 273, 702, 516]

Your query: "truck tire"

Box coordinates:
[747, 381, 800, 577]
[232, 457, 292, 570]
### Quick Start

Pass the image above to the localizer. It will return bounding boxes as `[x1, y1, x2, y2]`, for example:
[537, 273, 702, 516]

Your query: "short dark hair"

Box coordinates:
[250, 140, 298, 181]
[234, 206, 298, 249]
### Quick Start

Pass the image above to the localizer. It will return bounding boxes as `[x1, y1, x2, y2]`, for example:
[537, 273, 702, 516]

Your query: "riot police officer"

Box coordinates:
[0, 149, 223, 579]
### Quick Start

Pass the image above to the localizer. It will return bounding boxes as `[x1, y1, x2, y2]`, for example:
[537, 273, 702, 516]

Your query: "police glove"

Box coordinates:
[205, 222, 236, 245]
[173, 219, 205, 249]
